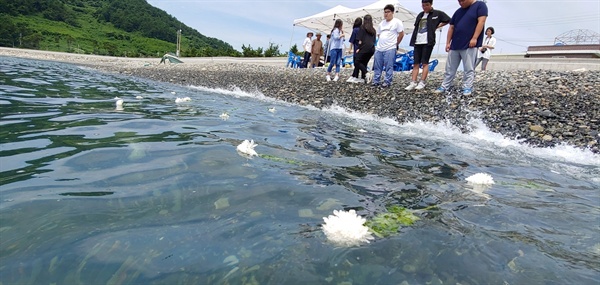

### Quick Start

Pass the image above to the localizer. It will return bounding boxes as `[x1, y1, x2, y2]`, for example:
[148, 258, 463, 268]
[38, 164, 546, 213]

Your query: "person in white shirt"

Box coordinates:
[475, 27, 496, 71]
[371, 4, 405, 88]
[302, 32, 313, 68]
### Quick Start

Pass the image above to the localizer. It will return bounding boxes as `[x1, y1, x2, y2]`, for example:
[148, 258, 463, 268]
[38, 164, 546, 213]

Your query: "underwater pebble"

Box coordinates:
[214, 197, 230, 209]
[298, 209, 314, 217]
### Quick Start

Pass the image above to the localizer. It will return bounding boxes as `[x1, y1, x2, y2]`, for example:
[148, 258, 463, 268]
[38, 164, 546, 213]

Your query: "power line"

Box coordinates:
[491, 15, 599, 28]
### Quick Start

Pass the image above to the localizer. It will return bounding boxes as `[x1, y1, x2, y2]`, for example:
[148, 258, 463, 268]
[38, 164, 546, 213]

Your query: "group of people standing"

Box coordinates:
[301, 0, 496, 96]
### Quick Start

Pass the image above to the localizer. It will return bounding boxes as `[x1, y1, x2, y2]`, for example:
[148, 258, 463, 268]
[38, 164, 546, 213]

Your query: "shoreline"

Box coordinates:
[2, 47, 599, 153]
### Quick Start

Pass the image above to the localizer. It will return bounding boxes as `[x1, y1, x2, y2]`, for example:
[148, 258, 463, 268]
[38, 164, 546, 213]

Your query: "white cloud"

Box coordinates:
[148, 0, 600, 54]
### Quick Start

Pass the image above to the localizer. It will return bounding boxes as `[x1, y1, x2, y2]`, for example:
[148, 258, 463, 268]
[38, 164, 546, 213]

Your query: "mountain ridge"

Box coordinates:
[0, 0, 240, 57]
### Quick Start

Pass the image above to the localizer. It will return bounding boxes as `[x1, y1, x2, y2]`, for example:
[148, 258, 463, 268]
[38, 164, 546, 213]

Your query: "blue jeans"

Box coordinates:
[373, 49, 396, 85]
[327, 48, 343, 73]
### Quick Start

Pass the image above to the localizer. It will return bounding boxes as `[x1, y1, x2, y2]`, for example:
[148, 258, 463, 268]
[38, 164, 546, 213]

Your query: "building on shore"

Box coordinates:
[526, 44, 600, 59]
[525, 29, 600, 59]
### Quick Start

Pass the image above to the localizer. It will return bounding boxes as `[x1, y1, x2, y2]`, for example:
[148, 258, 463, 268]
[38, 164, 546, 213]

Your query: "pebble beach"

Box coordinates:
[2, 48, 599, 153]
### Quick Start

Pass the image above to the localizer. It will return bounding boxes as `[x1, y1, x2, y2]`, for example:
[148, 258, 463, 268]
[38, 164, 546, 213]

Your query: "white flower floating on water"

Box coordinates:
[322, 209, 374, 247]
[466, 173, 495, 185]
[466, 173, 494, 199]
[268, 107, 276, 113]
[219, 112, 230, 120]
[115, 98, 124, 110]
[236, 139, 258, 157]
[175, 97, 191, 103]
[135, 95, 144, 99]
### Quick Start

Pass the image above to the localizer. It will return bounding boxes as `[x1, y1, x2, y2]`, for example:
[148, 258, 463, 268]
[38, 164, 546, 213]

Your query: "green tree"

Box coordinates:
[264, 42, 280, 57]
[241, 44, 263, 57]
[0, 14, 18, 46]
[289, 44, 300, 55]
[22, 32, 42, 49]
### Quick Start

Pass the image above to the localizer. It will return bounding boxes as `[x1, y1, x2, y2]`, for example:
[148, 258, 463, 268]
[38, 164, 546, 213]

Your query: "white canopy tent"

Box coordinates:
[293, 0, 418, 39]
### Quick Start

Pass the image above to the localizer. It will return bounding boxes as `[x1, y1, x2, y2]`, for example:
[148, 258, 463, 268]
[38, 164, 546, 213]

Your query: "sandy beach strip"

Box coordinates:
[2, 47, 599, 153]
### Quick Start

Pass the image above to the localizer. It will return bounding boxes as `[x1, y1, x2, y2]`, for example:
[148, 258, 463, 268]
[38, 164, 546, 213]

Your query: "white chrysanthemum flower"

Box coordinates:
[219, 112, 230, 120]
[268, 107, 276, 113]
[135, 95, 143, 99]
[466, 173, 495, 185]
[322, 209, 374, 247]
[115, 99, 123, 107]
[175, 97, 191, 103]
[236, 139, 258, 157]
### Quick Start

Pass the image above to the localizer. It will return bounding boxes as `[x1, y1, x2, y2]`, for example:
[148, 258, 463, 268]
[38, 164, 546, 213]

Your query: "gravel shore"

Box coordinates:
[2, 48, 598, 153]
[100, 63, 600, 153]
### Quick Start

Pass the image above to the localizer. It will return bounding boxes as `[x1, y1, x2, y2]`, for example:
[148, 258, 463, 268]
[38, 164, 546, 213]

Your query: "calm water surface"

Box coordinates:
[1, 57, 599, 284]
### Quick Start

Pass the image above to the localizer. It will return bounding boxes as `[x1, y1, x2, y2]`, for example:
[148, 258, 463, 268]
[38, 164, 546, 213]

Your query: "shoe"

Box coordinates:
[333, 75, 339, 82]
[415, 81, 426, 90]
[404, 81, 418, 91]
[326, 75, 331, 82]
[365, 72, 373, 84]
[463, 88, 472, 95]
[433, 87, 446, 94]
[371, 82, 380, 87]
[346, 77, 356, 82]
[380, 83, 390, 89]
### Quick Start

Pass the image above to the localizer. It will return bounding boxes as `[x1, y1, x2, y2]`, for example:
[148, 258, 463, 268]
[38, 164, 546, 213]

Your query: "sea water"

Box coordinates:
[1, 57, 599, 284]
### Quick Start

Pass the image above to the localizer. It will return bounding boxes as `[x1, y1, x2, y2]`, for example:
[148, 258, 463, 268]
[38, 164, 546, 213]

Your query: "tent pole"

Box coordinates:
[436, 28, 442, 58]
[289, 25, 296, 52]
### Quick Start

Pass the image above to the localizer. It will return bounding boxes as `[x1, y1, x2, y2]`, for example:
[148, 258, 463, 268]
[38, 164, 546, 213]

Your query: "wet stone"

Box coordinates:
[89, 63, 600, 154]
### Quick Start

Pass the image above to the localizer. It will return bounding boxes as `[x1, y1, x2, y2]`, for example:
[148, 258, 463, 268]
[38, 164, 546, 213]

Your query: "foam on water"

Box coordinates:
[320, 104, 600, 168]
[184, 85, 600, 171]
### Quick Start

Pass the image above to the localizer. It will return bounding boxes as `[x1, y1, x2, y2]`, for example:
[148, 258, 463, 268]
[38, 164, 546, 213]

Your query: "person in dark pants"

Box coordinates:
[405, 0, 450, 91]
[346, 17, 363, 82]
[349, 14, 376, 83]
[323, 34, 331, 63]
[302, 32, 313, 68]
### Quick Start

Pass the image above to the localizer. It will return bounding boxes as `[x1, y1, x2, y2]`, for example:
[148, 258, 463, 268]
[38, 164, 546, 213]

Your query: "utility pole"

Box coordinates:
[176, 29, 181, 57]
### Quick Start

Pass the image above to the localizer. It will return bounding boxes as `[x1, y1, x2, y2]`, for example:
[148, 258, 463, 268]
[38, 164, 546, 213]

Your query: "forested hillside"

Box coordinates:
[0, 0, 239, 57]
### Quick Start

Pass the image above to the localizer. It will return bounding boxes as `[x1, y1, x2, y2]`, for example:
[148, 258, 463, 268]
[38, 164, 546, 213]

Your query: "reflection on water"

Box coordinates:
[1, 57, 599, 284]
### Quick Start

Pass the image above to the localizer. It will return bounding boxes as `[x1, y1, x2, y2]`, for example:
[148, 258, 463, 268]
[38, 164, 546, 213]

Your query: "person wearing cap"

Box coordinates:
[302, 32, 313, 68]
[310, 33, 324, 68]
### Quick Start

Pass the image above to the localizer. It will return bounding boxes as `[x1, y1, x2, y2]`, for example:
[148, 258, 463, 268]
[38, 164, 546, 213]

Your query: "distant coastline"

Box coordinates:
[2, 47, 599, 153]
[2, 47, 599, 71]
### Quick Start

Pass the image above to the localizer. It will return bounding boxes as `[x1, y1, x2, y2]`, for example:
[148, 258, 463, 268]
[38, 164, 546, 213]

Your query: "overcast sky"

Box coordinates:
[147, 0, 600, 55]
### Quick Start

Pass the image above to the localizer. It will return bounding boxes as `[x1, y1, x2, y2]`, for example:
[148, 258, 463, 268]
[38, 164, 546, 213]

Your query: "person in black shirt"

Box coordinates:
[349, 14, 377, 83]
[405, 0, 450, 91]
